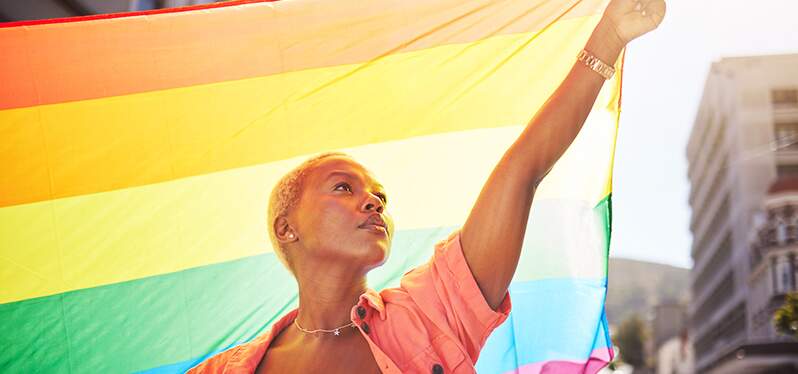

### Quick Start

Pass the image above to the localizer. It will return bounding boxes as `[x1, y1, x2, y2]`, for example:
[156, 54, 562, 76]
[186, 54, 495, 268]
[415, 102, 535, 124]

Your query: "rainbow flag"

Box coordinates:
[0, 0, 620, 372]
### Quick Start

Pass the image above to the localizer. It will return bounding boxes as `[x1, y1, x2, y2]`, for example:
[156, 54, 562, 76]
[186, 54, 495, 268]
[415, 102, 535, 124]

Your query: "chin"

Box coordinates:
[371, 246, 390, 265]
[363, 243, 390, 269]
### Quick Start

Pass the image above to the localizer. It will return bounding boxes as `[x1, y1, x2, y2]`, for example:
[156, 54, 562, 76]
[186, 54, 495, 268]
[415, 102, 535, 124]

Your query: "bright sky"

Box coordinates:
[610, 0, 798, 268]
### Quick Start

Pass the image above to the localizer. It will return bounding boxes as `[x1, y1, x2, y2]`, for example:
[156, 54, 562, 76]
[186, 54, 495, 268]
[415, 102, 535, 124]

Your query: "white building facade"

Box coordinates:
[686, 54, 798, 373]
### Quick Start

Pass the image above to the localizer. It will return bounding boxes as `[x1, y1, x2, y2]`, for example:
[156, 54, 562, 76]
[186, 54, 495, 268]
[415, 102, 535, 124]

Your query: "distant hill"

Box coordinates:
[605, 258, 690, 325]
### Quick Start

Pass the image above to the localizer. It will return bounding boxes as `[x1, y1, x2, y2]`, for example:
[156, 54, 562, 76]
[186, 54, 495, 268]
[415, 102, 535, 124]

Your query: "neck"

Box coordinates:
[293, 264, 368, 335]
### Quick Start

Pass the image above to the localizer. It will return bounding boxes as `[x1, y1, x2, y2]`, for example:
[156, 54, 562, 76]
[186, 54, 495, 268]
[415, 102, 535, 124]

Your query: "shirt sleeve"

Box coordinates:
[399, 228, 511, 363]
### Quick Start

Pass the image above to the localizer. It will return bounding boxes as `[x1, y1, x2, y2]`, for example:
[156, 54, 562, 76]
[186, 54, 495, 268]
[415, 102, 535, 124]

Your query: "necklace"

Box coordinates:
[294, 318, 355, 336]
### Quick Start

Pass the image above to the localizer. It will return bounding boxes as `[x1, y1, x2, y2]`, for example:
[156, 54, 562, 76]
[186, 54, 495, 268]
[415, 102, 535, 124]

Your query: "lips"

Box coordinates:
[359, 214, 388, 235]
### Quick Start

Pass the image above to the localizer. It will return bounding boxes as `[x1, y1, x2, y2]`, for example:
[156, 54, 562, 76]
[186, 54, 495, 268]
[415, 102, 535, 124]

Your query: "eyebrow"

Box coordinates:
[324, 170, 386, 192]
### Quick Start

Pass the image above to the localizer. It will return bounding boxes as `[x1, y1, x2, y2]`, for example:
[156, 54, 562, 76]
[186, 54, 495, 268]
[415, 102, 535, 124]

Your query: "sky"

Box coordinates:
[610, 0, 798, 268]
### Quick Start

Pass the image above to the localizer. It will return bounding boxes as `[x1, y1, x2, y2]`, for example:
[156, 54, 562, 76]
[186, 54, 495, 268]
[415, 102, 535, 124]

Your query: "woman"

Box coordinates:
[190, 0, 665, 372]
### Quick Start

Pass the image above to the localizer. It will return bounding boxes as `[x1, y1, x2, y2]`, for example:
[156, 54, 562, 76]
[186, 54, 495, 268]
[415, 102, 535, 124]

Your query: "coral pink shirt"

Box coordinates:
[188, 229, 511, 373]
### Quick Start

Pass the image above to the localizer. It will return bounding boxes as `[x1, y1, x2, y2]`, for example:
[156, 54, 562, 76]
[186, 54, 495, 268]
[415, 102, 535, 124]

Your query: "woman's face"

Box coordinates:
[291, 156, 394, 271]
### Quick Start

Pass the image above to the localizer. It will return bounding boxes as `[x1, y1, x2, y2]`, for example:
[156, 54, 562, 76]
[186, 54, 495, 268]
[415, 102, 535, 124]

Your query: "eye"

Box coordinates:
[334, 182, 352, 192]
[375, 193, 388, 204]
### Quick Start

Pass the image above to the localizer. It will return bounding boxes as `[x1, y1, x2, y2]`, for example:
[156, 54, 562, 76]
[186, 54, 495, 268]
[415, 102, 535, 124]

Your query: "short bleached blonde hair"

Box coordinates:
[267, 151, 351, 271]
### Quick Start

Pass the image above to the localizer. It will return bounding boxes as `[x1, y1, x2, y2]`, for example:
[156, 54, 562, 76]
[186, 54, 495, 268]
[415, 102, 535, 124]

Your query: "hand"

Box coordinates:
[602, 0, 666, 45]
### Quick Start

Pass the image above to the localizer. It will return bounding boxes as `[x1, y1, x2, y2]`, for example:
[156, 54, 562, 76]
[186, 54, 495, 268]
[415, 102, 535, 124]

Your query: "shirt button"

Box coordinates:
[361, 322, 370, 334]
[432, 363, 443, 374]
[357, 306, 367, 319]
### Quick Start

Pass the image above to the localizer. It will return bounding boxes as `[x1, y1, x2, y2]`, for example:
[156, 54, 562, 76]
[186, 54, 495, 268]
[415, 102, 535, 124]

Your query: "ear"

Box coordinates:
[274, 216, 298, 243]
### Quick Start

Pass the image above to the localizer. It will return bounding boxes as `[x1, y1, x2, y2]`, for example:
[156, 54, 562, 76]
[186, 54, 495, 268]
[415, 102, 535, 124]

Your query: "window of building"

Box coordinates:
[777, 220, 788, 244]
[785, 205, 795, 218]
[777, 164, 798, 178]
[776, 220, 787, 245]
[786, 207, 798, 243]
[770, 257, 777, 294]
[775, 122, 798, 150]
[794, 255, 798, 291]
[775, 256, 792, 294]
[765, 226, 776, 246]
[772, 89, 798, 109]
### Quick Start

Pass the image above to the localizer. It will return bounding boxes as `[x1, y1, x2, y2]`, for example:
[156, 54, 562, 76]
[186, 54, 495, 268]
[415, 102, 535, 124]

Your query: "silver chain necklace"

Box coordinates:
[294, 318, 355, 336]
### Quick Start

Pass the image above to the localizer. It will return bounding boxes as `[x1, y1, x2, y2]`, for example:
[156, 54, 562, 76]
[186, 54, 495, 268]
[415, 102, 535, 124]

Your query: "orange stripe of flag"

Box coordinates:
[0, 0, 601, 110]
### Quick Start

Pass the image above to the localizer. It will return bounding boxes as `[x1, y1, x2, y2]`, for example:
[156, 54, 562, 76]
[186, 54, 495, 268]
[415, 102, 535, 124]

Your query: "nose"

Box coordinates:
[361, 194, 384, 214]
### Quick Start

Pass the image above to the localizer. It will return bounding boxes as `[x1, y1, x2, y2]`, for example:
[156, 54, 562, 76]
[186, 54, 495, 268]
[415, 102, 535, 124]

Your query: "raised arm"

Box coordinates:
[460, 0, 665, 310]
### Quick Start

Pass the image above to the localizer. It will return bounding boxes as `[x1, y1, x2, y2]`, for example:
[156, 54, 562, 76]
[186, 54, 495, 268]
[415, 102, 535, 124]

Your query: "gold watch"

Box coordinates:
[577, 49, 615, 80]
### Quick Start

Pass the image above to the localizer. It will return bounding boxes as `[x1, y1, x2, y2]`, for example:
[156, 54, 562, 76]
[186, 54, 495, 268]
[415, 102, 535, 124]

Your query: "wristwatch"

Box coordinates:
[577, 49, 615, 80]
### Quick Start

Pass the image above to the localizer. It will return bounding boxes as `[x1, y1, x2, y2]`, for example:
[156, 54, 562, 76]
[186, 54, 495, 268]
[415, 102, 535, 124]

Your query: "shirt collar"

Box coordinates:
[356, 288, 386, 320]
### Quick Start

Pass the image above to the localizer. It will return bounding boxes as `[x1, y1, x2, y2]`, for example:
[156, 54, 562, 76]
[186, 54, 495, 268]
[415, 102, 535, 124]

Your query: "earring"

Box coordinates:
[288, 233, 295, 239]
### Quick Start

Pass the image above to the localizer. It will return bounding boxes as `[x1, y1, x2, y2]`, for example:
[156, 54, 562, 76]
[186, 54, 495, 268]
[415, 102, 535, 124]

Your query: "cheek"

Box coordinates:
[384, 213, 396, 235]
[305, 200, 355, 233]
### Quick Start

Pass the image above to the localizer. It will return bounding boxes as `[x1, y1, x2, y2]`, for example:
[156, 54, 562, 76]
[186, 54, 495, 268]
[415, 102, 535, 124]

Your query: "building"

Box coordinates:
[650, 302, 694, 374]
[749, 180, 798, 341]
[686, 53, 798, 373]
[651, 302, 689, 350]
[656, 332, 694, 374]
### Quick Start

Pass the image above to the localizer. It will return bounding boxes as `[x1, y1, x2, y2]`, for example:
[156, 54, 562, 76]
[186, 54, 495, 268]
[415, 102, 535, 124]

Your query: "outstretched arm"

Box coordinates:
[460, 0, 666, 310]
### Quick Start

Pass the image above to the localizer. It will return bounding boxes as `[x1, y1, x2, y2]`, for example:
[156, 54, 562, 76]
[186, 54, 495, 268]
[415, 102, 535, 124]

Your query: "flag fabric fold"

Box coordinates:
[0, 0, 620, 372]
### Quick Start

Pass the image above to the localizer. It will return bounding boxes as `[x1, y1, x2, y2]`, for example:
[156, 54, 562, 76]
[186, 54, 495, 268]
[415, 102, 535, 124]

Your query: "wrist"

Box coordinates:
[584, 18, 625, 64]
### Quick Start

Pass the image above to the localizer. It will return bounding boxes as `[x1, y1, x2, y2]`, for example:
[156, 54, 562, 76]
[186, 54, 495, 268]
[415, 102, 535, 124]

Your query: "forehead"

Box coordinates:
[308, 156, 381, 187]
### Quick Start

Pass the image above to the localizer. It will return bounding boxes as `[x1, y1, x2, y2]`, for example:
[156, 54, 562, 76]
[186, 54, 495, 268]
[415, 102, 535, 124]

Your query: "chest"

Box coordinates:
[255, 336, 382, 374]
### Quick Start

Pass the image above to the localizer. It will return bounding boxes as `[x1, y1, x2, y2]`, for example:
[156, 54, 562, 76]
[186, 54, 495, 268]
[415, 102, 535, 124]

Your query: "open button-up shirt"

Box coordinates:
[188, 229, 512, 373]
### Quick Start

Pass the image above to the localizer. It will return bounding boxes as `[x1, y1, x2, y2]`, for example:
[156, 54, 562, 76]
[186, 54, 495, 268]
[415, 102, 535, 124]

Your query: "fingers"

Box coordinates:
[633, 0, 646, 16]
[646, 0, 667, 20]
[633, 0, 665, 17]
[633, 0, 665, 19]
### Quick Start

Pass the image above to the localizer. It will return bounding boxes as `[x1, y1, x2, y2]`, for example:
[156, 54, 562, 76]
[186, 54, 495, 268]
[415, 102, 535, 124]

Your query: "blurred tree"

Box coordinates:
[773, 291, 798, 338]
[616, 314, 646, 368]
